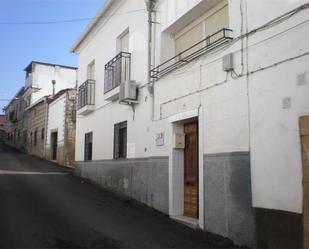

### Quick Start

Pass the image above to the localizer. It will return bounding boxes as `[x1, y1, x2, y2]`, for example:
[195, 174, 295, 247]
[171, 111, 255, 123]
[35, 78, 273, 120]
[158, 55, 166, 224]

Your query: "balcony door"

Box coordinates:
[119, 30, 130, 83]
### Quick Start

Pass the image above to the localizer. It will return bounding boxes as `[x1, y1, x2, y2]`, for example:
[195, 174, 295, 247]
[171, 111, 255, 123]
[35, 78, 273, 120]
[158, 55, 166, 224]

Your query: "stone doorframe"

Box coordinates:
[168, 108, 204, 229]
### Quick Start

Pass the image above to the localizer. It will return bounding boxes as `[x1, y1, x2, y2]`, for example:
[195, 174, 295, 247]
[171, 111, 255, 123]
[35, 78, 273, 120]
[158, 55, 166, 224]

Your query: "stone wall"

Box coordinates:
[27, 101, 47, 159]
[64, 90, 76, 167]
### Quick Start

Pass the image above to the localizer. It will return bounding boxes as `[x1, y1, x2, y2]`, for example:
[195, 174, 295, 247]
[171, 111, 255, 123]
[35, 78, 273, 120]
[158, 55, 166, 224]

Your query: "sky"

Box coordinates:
[0, 0, 106, 113]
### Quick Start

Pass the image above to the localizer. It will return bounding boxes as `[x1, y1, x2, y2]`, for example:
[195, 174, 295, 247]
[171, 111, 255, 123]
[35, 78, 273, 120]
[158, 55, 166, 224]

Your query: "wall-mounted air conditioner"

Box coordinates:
[119, 80, 138, 104]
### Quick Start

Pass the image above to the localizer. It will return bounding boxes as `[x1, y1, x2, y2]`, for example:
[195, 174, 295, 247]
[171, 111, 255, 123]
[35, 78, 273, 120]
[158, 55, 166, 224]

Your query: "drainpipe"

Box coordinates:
[145, 0, 155, 120]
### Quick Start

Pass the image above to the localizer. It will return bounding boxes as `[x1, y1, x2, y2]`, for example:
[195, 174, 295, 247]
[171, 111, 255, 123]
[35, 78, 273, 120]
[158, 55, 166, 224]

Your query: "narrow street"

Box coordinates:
[0, 143, 235, 249]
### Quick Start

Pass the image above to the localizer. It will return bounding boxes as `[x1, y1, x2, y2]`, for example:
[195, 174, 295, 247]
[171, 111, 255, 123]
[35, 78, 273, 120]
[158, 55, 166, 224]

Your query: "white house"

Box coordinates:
[23, 61, 77, 157]
[45, 88, 77, 167]
[23, 61, 77, 107]
[71, 0, 309, 247]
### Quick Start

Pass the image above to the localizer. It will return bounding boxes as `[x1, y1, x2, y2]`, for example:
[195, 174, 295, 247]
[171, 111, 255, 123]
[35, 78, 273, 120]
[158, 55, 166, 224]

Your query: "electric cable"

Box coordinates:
[0, 9, 146, 25]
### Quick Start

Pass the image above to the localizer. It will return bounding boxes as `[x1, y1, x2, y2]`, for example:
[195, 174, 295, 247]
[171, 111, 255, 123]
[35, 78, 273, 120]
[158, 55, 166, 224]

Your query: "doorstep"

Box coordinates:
[171, 215, 199, 229]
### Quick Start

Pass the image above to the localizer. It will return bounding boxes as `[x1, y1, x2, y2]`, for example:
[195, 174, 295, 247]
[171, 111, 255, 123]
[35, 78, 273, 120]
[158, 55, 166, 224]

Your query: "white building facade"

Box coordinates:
[72, 0, 309, 247]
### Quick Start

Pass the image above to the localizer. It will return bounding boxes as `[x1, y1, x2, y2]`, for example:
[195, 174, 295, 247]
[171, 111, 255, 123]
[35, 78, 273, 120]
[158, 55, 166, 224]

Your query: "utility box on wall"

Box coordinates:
[173, 133, 185, 149]
[222, 53, 234, 72]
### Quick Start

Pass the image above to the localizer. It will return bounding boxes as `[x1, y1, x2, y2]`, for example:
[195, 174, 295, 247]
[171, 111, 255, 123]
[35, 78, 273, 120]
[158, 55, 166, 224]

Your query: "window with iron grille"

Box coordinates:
[114, 121, 127, 159]
[84, 132, 93, 161]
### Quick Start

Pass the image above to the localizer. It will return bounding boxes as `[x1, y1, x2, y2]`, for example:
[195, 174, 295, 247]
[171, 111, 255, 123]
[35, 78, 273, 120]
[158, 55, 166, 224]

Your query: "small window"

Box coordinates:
[84, 132, 93, 161]
[114, 121, 127, 159]
[118, 29, 129, 53]
[34, 129, 38, 146]
[41, 128, 45, 140]
[87, 61, 95, 80]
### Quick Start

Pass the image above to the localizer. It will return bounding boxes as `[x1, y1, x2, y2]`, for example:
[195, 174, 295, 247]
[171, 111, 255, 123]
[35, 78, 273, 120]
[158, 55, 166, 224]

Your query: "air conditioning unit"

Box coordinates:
[119, 80, 138, 103]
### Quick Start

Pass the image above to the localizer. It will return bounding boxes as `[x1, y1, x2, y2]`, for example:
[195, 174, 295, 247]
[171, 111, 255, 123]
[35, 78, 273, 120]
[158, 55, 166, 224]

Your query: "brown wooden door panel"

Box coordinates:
[184, 121, 199, 218]
[302, 135, 309, 249]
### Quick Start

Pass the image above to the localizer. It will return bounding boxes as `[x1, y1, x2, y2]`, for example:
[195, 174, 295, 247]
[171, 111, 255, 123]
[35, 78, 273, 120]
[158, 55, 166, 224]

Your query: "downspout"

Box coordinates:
[145, 0, 156, 120]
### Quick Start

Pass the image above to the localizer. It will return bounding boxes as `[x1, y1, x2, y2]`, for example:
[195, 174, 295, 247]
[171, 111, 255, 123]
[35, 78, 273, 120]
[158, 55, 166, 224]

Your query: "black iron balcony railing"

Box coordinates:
[78, 79, 95, 110]
[104, 52, 131, 93]
[150, 28, 233, 79]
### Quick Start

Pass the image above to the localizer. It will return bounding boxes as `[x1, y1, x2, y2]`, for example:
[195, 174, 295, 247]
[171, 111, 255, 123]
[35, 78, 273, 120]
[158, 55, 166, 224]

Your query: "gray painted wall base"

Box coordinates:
[75, 157, 169, 214]
[204, 152, 255, 247]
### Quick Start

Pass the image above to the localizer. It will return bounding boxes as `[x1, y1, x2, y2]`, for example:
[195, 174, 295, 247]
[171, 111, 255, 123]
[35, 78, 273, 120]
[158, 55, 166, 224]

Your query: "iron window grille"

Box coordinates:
[114, 121, 127, 159]
[78, 79, 95, 110]
[84, 132, 93, 161]
[104, 52, 131, 93]
[150, 28, 233, 79]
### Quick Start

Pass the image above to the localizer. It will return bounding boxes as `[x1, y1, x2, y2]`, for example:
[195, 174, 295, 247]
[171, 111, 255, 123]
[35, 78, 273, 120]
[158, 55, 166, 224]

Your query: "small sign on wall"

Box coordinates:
[155, 132, 164, 146]
[173, 133, 185, 149]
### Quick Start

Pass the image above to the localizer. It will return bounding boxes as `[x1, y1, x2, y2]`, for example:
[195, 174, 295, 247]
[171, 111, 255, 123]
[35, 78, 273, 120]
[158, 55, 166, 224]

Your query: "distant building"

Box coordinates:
[4, 61, 77, 159]
[3, 87, 27, 150]
[45, 88, 77, 167]
[0, 114, 6, 141]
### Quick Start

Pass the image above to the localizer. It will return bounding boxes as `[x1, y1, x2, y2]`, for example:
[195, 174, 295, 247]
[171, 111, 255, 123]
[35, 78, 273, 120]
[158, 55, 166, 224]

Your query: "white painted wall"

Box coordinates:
[75, 0, 309, 215]
[46, 94, 66, 148]
[29, 64, 77, 105]
[75, 0, 154, 161]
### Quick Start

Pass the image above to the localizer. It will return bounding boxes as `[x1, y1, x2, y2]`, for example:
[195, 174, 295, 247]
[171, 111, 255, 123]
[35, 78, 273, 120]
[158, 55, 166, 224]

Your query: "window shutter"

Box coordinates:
[205, 5, 229, 39]
[175, 23, 203, 57]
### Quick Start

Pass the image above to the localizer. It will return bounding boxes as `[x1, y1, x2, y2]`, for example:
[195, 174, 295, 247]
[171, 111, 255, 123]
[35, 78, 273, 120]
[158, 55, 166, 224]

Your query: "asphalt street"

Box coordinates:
[0, 143, 237, 249]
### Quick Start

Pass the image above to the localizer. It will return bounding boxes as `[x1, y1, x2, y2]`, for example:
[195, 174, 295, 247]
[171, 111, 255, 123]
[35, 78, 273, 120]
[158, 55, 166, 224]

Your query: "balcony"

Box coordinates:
[104, 52, 131, 98]
[77, 80, 95, 116]
[151, 28, 233, 79]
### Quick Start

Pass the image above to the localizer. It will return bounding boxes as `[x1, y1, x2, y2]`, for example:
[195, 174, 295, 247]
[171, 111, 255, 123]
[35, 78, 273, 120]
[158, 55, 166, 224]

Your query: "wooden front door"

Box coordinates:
[300, 116, 309, 248]
[51, 132, 58, 160]
[184, 121, 199, 218]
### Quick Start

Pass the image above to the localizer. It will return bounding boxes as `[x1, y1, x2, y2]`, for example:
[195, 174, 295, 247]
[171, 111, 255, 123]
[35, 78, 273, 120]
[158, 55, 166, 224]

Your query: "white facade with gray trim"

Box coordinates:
[72, 0, 309, 247]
